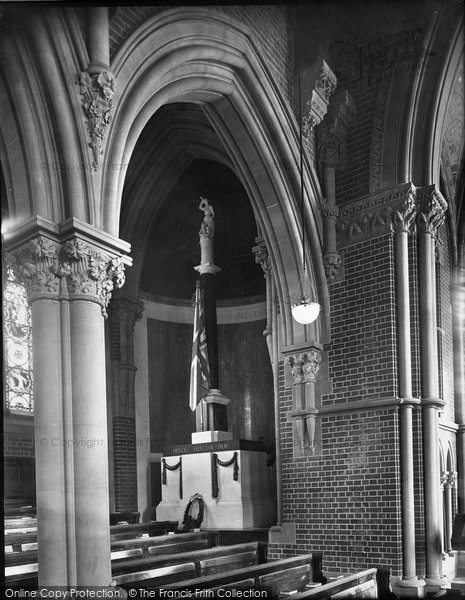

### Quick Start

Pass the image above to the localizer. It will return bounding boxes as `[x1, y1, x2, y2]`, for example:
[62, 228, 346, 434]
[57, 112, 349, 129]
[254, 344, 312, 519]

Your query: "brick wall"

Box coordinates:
[270, 358, 403, 576]
[108, 5, 293, 107]
[324, 233, 397, 405]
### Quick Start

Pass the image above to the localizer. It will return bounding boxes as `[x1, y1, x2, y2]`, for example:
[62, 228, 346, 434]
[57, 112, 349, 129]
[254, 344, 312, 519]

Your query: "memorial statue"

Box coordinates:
[199, 196, 215, 238]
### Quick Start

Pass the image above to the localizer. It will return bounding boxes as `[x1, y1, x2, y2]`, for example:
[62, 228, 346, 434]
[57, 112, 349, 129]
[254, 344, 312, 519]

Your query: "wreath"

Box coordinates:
[182, 493, 205, 530]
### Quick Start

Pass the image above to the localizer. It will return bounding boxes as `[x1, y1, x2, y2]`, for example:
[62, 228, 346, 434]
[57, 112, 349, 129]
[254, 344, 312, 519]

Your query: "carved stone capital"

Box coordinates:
[391, 187, 417, 234]
[285, 355, 305, 384]
[337, 183, 421, 248]
[416, 185, 447, 236]
[285, 348, 323, 384]
[77, 70, 115, 171]
[319, 200, 339, 221]
[108, 297, 144, 328]
[301, 349, 323, 382]
[252, 239, 271, 278]
[60, 238, 125, 316]
[6, 233, 126, 317]
[6, 237, 61, 300]
[323, 253, 343, 284]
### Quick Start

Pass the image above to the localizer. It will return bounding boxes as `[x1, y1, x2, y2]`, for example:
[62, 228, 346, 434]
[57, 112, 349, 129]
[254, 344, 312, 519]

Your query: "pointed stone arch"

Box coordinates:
[101, 7, 328, 346]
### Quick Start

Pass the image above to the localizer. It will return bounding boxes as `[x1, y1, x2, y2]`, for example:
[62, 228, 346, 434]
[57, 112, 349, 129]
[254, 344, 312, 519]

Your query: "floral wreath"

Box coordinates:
[182, 493, 205, 530]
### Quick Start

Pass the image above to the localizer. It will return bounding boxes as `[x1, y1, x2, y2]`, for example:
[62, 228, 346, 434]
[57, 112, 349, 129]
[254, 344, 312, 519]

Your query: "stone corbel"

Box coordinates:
[283, 343, 323, 457]
[77, 70, 115, 171]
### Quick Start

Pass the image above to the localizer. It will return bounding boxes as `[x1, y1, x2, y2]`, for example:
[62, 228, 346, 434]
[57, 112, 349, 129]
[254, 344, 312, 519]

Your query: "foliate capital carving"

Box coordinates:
[323, 253, 342, 284]
[109, 298, 144, 328]
[6, 237, 61, 298]
[301, 349, 323, 382]
[285, 355, 305, 384]
[319, 199, 339, 220]
[391, 188, 417, 234]
[416, 185, 447, 235]
[336, 183, 441, 248]
[285, 348, 323, 384]
[77, 71, 115, 171]
[252, 240, 271, 278]
[6, 235, 126, 317]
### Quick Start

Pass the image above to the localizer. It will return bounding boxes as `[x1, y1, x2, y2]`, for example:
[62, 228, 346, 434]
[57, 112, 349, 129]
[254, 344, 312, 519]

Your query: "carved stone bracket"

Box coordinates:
[7, 233, 127, 317]
[301, 61, 337, 135]
[252, 239, 271, 278]
[77, 71, 115, 171]
[283, 344, 323, 456]
[323, 253, 343, 285]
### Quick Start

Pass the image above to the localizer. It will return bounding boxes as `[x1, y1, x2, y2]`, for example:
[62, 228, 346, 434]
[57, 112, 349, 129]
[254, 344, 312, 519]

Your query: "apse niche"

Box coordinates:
[138, 158, 275, 458]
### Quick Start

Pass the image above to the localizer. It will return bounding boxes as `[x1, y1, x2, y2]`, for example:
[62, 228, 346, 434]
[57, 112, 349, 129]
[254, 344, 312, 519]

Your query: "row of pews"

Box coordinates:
[4, 518, 393, 598]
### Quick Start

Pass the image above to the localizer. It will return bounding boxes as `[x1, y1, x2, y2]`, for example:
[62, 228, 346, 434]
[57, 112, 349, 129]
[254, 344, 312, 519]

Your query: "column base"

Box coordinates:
[424, 576, 449, 587]
[394, 577, 426, 598]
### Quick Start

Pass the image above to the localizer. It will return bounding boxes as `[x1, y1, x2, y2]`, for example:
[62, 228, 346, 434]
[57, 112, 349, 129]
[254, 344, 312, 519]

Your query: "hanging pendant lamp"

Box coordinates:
[291, 74, 321, 325]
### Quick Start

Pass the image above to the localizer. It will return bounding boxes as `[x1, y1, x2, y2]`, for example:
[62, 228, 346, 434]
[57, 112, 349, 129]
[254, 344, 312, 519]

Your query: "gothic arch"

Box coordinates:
[102, 7, 328, 346]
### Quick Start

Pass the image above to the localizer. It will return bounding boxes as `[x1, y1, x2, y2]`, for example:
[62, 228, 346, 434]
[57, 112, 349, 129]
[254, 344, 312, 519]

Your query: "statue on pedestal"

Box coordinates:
[199, 197, 215, 239]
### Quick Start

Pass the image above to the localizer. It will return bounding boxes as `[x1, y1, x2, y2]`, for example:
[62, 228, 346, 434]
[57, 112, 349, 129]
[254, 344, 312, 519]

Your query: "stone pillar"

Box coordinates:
[317, 91, 355, 284]
[252, 236, 272, 358]
[108, 297, 143, 512]
[443, 472, 456, 553]
[416, 185, 447, 586]
[5, 220, 129, 587]
[392, 190, 424, 592]
[88, 7, 110, 73]
[283, 344, 323, 457]
[451, 280, 465, 512]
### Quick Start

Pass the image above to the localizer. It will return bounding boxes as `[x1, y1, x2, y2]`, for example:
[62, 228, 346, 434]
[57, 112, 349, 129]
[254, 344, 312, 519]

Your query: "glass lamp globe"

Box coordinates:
[291, 299, 321, 324]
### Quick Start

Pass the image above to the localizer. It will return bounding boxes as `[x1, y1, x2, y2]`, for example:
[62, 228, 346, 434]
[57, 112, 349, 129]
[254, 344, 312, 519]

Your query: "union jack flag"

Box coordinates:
[189, 284, 210, 411]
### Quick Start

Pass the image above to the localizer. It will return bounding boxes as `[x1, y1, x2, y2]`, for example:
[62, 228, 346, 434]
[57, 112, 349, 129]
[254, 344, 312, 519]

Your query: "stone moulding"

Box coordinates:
[336, 183, 447, 248]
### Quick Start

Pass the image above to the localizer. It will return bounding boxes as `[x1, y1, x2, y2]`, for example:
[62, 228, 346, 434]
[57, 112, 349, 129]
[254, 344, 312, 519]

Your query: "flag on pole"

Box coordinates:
[189, 284, 210, 411]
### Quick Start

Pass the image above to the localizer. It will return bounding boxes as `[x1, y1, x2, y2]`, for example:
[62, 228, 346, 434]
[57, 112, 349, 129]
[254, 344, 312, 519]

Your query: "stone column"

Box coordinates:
[317, 91, 355, 284]
[392, 190, 424, 592]
[443, 472, 456, 553]
[108, 297, 144, 512]
[88, 7, 110, 73]
[5, 221, 129, 587]
[253, 236, 272, 358]
[451, 280, 465, 512]
[416, 185, 447, 586]
[284, 344, 323, 456]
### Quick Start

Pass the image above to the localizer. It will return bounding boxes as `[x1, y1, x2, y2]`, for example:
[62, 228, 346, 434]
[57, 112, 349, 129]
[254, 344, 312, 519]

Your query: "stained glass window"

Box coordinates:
[3, 266, 34, 413]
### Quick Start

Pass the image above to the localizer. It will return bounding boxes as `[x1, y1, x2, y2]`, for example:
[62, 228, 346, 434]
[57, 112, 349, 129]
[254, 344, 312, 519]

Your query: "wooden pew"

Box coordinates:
[283, 568, 392, 600]
[5, 530, 221, 588]
[162, 554, 324, 596]
[110, 530, 219, 560]
[112, 541, 267, 577]
[4, 520, 178, 556]
[4, 518, 37, 530]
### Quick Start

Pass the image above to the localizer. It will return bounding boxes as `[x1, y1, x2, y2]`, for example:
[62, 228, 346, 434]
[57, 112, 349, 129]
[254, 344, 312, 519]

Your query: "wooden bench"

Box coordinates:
[281, 567, 392, 599]
[5, 530, 221, 588]
[112, 541, 267, 577]
[162, 554, 324, 596]
[111, 530, 219, 560]
[4, 520, 178, 556]
[4, 518, 37, 530]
